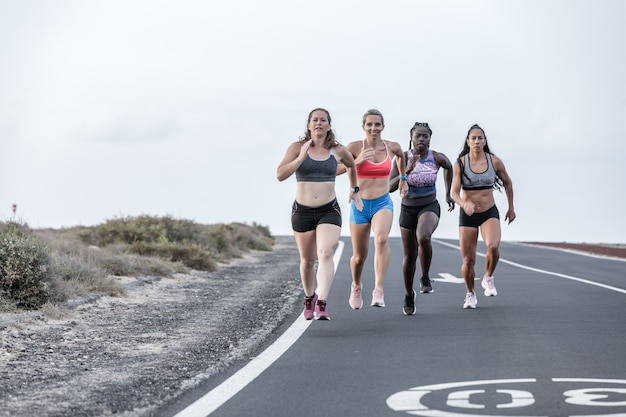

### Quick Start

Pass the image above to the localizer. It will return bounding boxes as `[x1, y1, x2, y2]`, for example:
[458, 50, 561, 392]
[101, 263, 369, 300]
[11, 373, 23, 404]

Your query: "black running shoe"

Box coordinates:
[420, 277, 433, 293]
[403, 291, 416, 316]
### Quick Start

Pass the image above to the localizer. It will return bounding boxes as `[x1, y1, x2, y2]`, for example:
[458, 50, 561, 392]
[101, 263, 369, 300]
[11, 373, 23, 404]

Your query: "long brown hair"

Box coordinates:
[301, 108, 338, 149]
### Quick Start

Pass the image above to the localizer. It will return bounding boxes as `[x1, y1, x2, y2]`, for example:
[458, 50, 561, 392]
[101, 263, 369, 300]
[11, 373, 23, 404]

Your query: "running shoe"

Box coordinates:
[463, 292, 477, 309]
[349, 283, 363, 309]
[420, 276, 433, 293]
[403, 291, 416, 316]
[371, 288, 385, 307]
[315, 299, 330, 320]
[481, 275, 497, 296]
[303, 293, 318, 320]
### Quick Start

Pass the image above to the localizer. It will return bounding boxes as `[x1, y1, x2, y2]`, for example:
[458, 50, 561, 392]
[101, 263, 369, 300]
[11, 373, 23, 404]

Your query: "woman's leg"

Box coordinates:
[400, 226, 417, 295]
[371, 208, 394, 289]
[416, 211, 439, 279]
[459, 226, 479, 293]
[314, 223, 341, 301]
[349, 221, 371, 287]
[293, 230, 317, 297]
[480, 218, 501, 277]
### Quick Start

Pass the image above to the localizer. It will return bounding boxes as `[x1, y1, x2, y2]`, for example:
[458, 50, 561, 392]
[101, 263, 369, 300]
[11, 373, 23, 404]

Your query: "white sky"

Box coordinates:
[1, 0, 625, 243]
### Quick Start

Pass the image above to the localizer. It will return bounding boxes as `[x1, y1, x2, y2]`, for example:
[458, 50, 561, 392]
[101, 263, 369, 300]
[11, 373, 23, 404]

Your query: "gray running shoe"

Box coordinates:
[403, 291, 416, 316]
[420, 277, 433, 293]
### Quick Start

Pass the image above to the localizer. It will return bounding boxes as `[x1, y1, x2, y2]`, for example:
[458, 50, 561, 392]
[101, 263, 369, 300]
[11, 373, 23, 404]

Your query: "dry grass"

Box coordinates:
[0, 217, 274, 311]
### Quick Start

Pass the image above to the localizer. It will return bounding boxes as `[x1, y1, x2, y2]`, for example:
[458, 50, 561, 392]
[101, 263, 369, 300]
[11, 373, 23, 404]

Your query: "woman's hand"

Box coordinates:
[398, 181, 408, 198]
[462, 201, 475, 216]
[350, 192, 364, 211]
[356, 147, 375, 165]
[505, 208, 516, 224]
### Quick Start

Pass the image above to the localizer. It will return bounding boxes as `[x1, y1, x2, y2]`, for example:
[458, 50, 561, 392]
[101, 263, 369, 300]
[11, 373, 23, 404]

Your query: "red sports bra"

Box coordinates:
[356, 140, 392, 179]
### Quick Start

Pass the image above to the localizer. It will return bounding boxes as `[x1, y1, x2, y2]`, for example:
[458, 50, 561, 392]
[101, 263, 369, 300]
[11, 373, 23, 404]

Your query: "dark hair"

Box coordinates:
[362, 109, 385, 126]
[408, 122, 432, 150]
[457, 124, 503, 191]
[301, 107, 338, 149]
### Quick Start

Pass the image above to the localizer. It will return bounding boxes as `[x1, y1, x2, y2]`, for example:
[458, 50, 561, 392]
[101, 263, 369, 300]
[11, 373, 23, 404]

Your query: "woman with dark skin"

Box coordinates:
[450, 124, 515, 309]
[390, 122, 454, 315]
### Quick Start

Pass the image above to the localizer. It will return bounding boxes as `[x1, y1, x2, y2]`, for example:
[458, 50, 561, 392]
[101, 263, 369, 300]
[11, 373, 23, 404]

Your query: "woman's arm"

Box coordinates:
[493, 155, 516, 223]
[434, 150, 455, 211]
[277, 141, 308, 182]
[336, 145, 363, 211]
[388, 141, 407, 197]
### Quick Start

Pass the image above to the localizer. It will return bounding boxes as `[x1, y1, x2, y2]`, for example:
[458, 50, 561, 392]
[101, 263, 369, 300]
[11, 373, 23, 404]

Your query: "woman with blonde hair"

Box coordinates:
[339, 109, 407, 309]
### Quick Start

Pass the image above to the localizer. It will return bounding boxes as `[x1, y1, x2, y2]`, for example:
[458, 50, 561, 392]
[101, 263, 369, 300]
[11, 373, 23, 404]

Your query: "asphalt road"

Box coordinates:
[163, 237, 626, 417]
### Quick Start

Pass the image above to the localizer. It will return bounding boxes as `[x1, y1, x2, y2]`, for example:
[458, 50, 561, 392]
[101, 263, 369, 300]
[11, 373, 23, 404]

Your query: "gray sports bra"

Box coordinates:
[296, 148, 338, 182]
[461, 153, 496, 190]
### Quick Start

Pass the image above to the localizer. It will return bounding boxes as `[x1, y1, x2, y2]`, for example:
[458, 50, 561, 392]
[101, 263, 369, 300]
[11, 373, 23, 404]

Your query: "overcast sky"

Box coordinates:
[1, 0, 625, 243]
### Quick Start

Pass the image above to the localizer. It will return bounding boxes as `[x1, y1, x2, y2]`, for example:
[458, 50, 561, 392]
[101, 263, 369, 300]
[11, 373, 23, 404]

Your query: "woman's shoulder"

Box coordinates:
[383, 139, 404, 152]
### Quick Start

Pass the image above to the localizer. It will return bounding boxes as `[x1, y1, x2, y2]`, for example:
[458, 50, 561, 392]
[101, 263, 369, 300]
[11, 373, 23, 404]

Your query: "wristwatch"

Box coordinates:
[350, 186, 360, 193]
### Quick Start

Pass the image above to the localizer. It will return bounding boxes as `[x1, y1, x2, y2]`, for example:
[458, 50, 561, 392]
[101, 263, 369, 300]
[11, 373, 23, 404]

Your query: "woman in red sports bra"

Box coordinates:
[338, 109, 407, 309]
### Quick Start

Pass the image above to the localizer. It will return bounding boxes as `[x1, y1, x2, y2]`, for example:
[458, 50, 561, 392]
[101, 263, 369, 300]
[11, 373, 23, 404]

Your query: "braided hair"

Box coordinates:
[407, 122, 432, 150]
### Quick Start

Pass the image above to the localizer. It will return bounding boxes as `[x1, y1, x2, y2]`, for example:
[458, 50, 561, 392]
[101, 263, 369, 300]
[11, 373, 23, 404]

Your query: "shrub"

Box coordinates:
[0, 222, 56, 310]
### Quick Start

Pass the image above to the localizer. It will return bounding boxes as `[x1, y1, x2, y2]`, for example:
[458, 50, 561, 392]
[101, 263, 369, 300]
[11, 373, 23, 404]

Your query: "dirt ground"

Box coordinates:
[0, 236, 302, 417]
[0, 238, 623, 417]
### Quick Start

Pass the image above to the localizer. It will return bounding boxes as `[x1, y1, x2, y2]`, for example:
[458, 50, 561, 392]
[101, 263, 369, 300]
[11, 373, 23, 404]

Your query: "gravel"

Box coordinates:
[0, 235, 301, 417]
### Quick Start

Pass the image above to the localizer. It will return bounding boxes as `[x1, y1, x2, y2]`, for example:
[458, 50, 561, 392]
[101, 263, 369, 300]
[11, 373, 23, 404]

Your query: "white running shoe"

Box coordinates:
[463, 292, 477, 309]
[481, 276, 497, 297]
[371, 288, 385, 307]
[349, 283, 363, 309]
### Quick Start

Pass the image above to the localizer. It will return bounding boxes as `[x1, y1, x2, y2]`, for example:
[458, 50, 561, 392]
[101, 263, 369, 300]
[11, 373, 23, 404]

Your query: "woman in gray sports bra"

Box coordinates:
[450, 124, 516, 310]
[277, 108, 363, 320]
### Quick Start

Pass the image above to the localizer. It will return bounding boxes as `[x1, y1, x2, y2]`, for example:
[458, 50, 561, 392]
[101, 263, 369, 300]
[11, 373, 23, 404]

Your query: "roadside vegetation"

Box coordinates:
[0, 216, 273, 312]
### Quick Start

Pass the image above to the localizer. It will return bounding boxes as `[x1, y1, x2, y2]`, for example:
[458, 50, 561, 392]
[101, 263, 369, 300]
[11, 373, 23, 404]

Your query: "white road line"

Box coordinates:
[434, 239, 626, 294]
[173, 241, 345, 417]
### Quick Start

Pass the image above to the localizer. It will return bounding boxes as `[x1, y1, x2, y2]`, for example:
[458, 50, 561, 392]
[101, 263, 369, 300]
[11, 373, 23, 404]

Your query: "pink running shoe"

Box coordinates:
[349, 283, 363, 309]
[303, 293, 318, 320]
[315, 299, 330, 320]
[371, 288, 385, 307]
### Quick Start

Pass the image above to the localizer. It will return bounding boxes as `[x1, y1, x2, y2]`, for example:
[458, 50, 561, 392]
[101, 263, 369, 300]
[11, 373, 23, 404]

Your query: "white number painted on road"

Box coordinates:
[387, 378, 626, 416]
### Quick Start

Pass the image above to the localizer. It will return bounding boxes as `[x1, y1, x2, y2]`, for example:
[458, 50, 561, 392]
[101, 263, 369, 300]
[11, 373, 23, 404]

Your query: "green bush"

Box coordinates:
[0, 222, 55, 309]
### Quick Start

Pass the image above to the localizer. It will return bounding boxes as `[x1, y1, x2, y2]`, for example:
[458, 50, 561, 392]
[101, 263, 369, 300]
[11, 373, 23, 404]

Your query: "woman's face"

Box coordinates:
[308, 110, 331, 138]
[466, 128, 486, 152]
[362, 115, 384, 139]
[411, 127, 431, 150]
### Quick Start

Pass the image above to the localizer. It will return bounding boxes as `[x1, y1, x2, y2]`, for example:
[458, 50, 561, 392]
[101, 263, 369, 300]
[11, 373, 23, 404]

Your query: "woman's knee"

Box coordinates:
[417, 234, 432, 247]
[317, 246, 335, 262]
[485, 243, 500, 257]
[300, 257, 316, 269]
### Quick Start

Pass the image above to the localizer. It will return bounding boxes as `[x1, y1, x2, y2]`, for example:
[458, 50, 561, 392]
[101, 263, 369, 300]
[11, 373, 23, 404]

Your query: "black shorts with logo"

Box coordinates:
[291, 199, 342, 233]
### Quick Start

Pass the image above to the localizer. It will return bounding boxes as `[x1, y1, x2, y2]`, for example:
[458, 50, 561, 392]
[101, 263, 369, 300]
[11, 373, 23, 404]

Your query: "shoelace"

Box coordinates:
[317, 301, 326, 312]
[305, 297, 315, 310]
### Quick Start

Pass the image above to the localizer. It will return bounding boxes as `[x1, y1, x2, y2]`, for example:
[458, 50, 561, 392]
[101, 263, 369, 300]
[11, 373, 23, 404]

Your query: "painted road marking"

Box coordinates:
[387, 378, 626, 416]
[433, 272, 465, 284]
[173, 241, 345, 417]
[434, 240, 626, 295]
